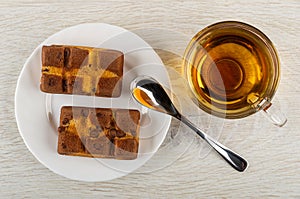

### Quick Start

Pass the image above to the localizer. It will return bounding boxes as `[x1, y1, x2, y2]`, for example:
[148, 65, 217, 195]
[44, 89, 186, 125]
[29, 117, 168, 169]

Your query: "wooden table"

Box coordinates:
[1, 0, 299, 198]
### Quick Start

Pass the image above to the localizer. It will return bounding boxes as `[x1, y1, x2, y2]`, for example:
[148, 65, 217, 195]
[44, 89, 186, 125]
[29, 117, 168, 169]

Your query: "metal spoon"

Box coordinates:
[131, 76, 248, 172]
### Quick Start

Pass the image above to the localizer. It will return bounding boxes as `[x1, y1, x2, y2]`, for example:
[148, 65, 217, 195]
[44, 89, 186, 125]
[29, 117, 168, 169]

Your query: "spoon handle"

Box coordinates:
[178, 115, 248, 172]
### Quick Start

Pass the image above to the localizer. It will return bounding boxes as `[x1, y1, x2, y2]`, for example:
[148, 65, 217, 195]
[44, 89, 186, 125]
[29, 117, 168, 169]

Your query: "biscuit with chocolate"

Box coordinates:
[40, 45, 123, 97]
[57, 106, 140, 160]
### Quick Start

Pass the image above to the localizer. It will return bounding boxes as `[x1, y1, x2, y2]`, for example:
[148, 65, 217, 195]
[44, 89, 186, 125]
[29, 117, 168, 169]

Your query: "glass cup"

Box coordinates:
[183, 21, 287, 126]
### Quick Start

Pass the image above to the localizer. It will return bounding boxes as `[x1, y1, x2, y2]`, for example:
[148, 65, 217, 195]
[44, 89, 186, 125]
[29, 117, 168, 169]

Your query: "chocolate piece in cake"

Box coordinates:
[40, 74, 64, 93]
[85, 135, 114, 158]
[95, 108, 113, 129]
[42, 46, 65, 67]
[115, 110, 140, 137]
[96, 77, 122, 97]
[98, 49, 124, 76]
[57, 106, 140, 159]
[64, 47, 89, 70]
[107, 128, 126, 139]
[114, 137, 139, 160]
[59, 106, 73, 126]
[88, 108, 113, 130]
[40, 45, 124, 97]
[57, 131, 85, 155]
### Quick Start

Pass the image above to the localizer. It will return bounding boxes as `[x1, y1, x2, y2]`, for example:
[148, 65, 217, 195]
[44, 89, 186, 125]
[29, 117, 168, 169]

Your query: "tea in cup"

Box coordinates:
[183, 21, 286, 126]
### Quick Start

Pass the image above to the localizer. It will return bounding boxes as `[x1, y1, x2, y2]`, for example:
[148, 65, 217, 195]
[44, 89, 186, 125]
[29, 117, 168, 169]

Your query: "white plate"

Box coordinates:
[15, 23, 171, 182]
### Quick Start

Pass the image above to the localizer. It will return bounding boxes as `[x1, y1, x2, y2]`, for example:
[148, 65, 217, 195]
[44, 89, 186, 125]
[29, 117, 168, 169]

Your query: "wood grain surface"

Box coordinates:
[1, 0, 299, 198]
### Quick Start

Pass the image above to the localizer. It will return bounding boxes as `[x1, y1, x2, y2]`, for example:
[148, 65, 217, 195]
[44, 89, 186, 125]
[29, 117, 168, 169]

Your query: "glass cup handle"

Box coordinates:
[259, 98, 287, 127]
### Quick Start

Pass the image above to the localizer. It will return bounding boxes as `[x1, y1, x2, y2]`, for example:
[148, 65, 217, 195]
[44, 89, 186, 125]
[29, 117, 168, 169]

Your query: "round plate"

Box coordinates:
[15, 23, 171, 182]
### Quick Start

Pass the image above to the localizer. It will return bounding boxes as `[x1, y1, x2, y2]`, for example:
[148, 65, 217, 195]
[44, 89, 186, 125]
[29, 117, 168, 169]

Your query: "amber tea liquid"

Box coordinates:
[183, 22, 279, 118]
